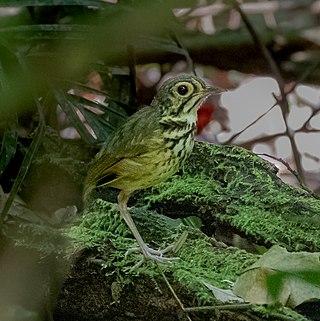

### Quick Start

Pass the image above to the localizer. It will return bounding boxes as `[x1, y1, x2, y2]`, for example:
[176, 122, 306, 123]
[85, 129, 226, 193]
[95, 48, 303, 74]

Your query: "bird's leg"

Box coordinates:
[117, 191, 178, 263]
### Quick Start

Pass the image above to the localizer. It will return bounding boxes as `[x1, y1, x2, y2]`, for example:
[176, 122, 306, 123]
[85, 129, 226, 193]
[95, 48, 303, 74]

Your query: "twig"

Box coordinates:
[184, 303, 252, 312]
[239, 132, 284, 150]
[294, 59, 320, 88]
[158, 265, 255, 320]
[229, 0, 305, 184]
[157, 266, 193, 321]
[257, 153, 319, 198]
[225, 101, 278, 144]
[228, 1, 284, 91]
[184, 304, 299, 321]
[127, 45, 138, 112]
[298, 107, 320, 133]
[304, 152, 320, 163]
[257, 153, 303, 185]
[170, 33, 196, 75]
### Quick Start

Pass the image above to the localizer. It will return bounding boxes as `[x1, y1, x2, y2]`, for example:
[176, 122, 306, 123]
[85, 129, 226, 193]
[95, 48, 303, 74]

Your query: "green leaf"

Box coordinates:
[0, 119, 45, 228]
[177, 215, 202, 229]
[72, 99, 116, 142]
[66, 85, 129, 116]
[0, 24, 97, 43]
[134, 35, 186, 55]
[234, 245, 320, 308]
[0, 0, 106, 6]
[0, 113, 18, 177]
[54, 88, 96, 144]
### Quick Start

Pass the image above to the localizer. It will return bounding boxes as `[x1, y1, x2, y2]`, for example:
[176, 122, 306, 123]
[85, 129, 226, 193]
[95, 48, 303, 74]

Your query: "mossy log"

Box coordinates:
[54, 142, 319, 321]
[145, 143, 320, 252]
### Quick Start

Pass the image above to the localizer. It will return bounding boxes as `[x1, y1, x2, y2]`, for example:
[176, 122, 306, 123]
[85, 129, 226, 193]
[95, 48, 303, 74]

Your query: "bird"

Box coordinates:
[83, 74, 223, 263]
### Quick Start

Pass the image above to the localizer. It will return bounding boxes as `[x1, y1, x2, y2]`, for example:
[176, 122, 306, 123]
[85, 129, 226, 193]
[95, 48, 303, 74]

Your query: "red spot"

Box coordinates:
[197, 103, 215, 133]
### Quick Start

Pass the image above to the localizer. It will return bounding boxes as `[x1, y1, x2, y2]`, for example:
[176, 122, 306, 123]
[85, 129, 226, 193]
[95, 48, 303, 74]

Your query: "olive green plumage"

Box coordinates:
[84, 74, 223, 262]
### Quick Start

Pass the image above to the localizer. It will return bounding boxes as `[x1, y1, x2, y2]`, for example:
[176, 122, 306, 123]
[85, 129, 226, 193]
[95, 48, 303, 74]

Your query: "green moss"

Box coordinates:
[68, 198, 256, 303]
[4, 204, 76, 256]
[34, 126, 90, 184]
[7, 221, 71, 256]
[253, 305, 310, 321]
[67, 142, 319, 319]
[144, 142, 320, 251]
[221, 205, 320, 251]
[67, 199, 131, 251]
[172, 236, 256, 303]
[146, 173, 222, 211]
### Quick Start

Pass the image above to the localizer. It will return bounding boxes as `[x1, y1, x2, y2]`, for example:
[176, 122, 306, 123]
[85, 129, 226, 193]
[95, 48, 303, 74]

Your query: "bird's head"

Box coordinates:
[151, 75, 224, 119]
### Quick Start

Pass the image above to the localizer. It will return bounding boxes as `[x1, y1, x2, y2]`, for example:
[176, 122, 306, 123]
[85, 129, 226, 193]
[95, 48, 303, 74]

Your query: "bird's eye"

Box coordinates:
[177, 84, 190, 96]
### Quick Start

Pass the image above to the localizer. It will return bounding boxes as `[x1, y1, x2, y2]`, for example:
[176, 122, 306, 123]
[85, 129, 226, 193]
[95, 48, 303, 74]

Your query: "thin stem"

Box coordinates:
[127, 45, 138, 112]
[158, 266, 193, 321]
[257, 153, 319, 198]
[171, 32, 196, 75]
[184, 303, 252, 312]
[0, 52, 46, 228]
[229, 0, 305, 183]
[229, 0, 285, 94]
[225, 102, 278, 144]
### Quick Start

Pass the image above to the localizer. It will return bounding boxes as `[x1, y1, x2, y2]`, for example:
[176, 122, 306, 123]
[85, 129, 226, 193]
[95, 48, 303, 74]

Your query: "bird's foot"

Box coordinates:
[125, 232, 189, 268]
[126, 244, 179, 265]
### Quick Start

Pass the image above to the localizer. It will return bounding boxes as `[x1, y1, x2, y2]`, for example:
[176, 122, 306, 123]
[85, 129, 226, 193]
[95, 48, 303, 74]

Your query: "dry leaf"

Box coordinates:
[203, 281, 244, 303]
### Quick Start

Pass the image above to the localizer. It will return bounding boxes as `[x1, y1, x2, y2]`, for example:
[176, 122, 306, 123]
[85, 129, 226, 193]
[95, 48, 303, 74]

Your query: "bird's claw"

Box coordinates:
[125, 244, 179, 265]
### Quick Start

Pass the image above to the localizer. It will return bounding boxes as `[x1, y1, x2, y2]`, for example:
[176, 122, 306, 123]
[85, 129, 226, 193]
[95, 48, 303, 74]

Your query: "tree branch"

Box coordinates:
[229, 0, 305, 183]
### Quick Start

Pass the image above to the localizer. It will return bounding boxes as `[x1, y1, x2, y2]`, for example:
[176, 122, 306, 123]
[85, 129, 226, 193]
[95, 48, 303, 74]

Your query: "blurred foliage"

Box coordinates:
[1, 0, 320, 228]
[0, 2, 319, 320]
[0, 0, 197, 228]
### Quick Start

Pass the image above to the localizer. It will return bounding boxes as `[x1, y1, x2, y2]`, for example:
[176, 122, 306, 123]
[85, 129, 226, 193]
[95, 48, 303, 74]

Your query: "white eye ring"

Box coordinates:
[175, 82, 194, 97]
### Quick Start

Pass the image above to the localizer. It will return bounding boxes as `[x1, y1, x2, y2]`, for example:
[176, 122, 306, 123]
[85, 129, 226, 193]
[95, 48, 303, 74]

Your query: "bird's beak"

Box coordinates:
[203, 86, 226, 95]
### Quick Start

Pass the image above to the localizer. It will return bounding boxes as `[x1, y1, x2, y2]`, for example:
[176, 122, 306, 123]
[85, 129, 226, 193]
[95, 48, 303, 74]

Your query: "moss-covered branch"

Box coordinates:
[64, 198, 308, 321]
[60, 142, 320, 320]
[145, 143, 320, 252]
[7, 139, 318, 320]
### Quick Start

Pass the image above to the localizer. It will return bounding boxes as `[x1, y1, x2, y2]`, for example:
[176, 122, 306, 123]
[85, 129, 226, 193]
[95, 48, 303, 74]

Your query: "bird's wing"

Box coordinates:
[102, 106, 162, 158]
[85, 106, 161, 190]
